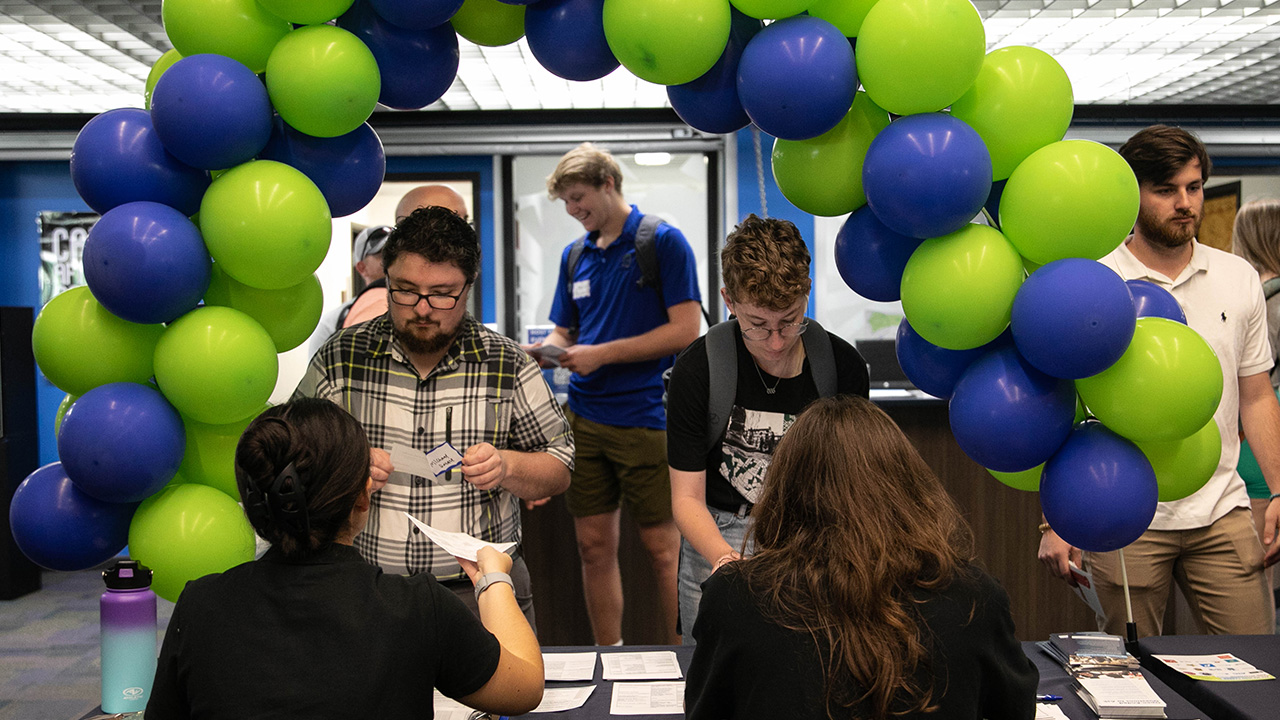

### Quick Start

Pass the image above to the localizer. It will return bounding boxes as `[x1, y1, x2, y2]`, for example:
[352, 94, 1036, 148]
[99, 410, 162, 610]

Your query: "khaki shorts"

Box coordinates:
[564, 409, 673, 524]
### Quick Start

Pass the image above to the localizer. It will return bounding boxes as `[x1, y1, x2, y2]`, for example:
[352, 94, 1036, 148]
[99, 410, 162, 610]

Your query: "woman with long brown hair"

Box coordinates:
[685, 395, 1036, 719]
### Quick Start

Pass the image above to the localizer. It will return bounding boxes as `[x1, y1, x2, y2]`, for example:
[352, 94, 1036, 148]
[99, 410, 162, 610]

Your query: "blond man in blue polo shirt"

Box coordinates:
[531, 143, 702, 645]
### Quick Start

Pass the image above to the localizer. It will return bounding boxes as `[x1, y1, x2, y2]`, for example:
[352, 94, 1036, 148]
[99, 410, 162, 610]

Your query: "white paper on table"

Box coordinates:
[389, 444, 443, 480]
[1035, 702, 1070, 720]
[530, 685, 596, 713]
[601, 651, 684, 680]
[1152, 653, 1276, 681]
[432, 690, 476, 720]
[404, 512, 517, 561]
[543, 651, 597, 681]
[1068, 561, 1107, 620]
[609, 681, 685, 715]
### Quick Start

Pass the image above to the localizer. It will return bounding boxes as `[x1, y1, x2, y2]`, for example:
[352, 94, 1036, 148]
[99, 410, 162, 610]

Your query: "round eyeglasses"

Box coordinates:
[740, 319, 809, 342]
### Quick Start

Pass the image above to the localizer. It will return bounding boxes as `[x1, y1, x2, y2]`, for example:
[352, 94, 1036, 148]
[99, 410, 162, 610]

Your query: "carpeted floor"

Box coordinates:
[0, 564, 174, 720]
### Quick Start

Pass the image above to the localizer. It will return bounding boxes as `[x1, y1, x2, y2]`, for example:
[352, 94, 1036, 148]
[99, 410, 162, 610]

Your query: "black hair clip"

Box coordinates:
[268, 462, 311, 538]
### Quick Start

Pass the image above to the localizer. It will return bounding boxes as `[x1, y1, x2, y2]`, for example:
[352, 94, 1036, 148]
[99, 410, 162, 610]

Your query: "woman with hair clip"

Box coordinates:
[685, 395, 1037, 720]
[147, 398, 544, 719]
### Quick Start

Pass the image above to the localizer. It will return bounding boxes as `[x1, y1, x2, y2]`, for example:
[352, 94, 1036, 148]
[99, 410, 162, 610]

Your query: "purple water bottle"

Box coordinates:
[100, 559, 157, 713]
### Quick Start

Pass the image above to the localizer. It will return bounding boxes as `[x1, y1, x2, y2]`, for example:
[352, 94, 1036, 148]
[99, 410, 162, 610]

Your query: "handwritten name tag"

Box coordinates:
[426, 442, 464, 478]
[572, 279, 591, 299]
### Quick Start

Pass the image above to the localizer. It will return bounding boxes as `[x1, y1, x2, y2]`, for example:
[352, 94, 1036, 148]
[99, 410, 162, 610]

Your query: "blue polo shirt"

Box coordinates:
[550, 206, 701, 429]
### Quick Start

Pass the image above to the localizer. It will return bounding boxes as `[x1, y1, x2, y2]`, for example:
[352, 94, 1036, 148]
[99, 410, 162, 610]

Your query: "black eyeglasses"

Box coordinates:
[388, 283, 470, 310]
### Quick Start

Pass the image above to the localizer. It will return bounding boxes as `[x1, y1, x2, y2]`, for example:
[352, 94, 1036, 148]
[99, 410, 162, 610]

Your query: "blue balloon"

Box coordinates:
[896, 319, 1000, 399]
[368, 0, 465, 30]
[58, 382, 186, 504]
[1126, 279, 1187, 324]
[668, 10, 762, 134]
[497, 0, 540, 4]
[737, 16, 856, 141]
[82, 201, 211, 325]
[258, 117, 386, 218]
[834, 205, 924, 302]
[1011, 259, 1137, 379]
[863, 113, 993, 240]
[339, 1, 460, 110]
[9, 462, 136, 571]
[69, 108, 210, 216]
[1041, 421, 1158, 552]
[526, 0, 619, 82]
[150, 54, 273, 170]
[949, 346, 1076, 472]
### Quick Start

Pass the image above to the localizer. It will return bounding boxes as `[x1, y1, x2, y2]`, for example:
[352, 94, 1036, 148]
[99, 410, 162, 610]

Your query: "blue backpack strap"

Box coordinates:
[705, 318, 739, 454]
[801, 318, 837, 398]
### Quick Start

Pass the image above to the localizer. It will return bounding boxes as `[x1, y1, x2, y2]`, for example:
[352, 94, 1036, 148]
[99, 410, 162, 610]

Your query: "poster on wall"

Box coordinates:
[38, 211, 98, 307]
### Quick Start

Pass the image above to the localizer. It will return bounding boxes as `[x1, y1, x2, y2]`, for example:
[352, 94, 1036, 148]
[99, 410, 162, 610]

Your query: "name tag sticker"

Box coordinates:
[426, 442, 464, 478]
[572, 279, 591, 299]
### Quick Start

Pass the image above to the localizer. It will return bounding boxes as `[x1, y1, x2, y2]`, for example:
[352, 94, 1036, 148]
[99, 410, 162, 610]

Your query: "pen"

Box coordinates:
[445, 406, 453, 482]
[1036, 694, 1062, 702]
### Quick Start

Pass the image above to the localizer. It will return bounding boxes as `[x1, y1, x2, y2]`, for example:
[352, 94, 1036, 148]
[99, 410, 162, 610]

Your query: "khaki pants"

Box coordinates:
[1085, 507, 1274, 637]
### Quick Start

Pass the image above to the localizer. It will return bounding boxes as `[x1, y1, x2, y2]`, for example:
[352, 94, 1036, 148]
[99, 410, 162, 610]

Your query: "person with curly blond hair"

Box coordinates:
[666, 214, 868, 643]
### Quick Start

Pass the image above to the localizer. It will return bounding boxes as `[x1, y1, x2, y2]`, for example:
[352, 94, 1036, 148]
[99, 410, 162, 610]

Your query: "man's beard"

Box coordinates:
[392, 316, 461, 356]
[1136, 205, 1201, 249]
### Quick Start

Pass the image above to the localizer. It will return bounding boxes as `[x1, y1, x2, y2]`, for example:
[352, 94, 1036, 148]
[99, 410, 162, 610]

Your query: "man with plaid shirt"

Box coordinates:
[295, 206, 573, 625]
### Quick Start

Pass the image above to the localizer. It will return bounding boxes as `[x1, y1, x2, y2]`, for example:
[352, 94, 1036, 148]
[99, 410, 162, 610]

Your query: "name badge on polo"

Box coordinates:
[572, 279, 591, 299]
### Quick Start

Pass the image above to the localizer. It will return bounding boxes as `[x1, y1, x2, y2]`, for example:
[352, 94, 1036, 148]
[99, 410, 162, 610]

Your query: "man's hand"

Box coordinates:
[461, 442, 507, 491]
[558, 343, 608, 376]
[370, 447, 394, 486]
[1038, 529, 1081, 586]
[1264, 498, 1280, 568]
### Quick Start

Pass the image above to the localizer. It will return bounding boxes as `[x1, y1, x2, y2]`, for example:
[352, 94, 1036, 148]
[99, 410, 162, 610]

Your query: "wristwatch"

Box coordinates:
[473, 571, 514, 600]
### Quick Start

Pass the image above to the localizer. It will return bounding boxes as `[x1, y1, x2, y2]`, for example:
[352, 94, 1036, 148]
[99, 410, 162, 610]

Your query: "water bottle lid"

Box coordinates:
[102, 559, 153, 590]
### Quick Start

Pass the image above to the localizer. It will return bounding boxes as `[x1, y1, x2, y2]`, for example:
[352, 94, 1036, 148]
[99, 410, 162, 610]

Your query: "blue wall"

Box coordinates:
[0, 161, 91, 467]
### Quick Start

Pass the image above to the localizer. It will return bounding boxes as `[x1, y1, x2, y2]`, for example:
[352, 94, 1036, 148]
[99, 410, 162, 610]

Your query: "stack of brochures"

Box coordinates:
[1037, 633, 1166, 719]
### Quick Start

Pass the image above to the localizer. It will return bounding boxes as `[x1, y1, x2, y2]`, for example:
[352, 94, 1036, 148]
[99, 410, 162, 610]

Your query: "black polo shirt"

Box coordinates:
[147, 543, 500, 719]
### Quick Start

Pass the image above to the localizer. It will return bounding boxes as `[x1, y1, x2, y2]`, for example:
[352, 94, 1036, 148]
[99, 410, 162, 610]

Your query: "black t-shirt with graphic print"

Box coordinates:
[666, 326, 869, 512]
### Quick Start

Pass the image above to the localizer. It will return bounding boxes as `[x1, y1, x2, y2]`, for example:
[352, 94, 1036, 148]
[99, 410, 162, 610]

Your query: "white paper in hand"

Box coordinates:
[1069, 561, 1107, 620]
[404, 512, 516, 561]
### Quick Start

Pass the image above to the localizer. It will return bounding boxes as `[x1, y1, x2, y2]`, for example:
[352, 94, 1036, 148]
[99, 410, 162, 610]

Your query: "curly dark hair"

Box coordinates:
[384, 205, 480, 282]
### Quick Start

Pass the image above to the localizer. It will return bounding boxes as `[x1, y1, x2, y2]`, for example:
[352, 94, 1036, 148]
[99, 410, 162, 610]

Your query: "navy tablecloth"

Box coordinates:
[1139, 634, 1280, 720]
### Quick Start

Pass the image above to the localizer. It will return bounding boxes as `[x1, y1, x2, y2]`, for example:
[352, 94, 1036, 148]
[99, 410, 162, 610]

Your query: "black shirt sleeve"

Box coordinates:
[430, 580, 504, 700]
[667, 336, 712, 472]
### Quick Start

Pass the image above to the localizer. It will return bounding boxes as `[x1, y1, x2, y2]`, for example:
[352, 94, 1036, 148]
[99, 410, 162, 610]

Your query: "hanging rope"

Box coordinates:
[751, 125, 768, 218]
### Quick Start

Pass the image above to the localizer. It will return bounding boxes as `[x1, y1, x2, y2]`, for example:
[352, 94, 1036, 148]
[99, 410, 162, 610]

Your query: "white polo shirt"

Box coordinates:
[1101, 239, 1273, 530]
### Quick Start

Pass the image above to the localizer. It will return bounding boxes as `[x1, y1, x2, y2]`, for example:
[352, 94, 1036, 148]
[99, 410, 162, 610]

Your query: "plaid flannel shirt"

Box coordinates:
[294, 314, 574, 579]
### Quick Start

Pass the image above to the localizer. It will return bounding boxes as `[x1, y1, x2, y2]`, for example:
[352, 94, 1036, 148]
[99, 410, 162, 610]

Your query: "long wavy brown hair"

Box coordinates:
[734, 395, 976, 719]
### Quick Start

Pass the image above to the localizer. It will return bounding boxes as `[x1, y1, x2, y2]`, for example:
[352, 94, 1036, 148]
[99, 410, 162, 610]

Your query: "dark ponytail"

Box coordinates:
[234, 398, 372, 560]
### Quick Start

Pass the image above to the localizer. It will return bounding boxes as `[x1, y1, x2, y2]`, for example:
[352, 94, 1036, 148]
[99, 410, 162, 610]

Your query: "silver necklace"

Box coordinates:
[754, 361, 783, 395]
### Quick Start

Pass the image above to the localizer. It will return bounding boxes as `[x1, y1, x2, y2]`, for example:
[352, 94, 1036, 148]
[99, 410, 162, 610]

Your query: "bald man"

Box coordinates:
[395, 184, 469, 224]
[342, 185, 473, 328]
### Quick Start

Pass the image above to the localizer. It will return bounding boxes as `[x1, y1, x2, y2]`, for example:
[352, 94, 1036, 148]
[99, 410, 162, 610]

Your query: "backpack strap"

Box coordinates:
[563, 236, 589, 334]
[633, 214, 665, 291]
[1263, 277, 1280, 301]
[705, 319, 739, 454]
[801, 318, 838, 398]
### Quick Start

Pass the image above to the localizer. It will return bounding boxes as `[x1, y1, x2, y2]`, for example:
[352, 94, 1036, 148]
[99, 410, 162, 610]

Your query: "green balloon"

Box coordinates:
[900, 224, 1024, 350]
[1076, 317, 1223, 443]
[144, 49, 183, 110]
[179, 407, 266, 499]
[989, 464, 1042, 492]
[200, 160, 332, 290]
[950, 46, 1074, 181]
[154, 306, 279, 426]
[999, 140, 1140, 265]
[265, 25, 380, 139]
[32, 287, 165, 396]
[729, 0, 810, 20]
[258, 0, 355, 24]
[129, 484, 256, 602]
[452, 0, 526, 47]
[807, 0, 882, 36]
[603, 0, 731, 86]
[204, 265, 323, 353]
[1138, 420, 1221, 502]
[772, 92, 891, 217]
[855, 0, 986, 115]
[54, 393, 79, 436]
[161, 0, 291, 74]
